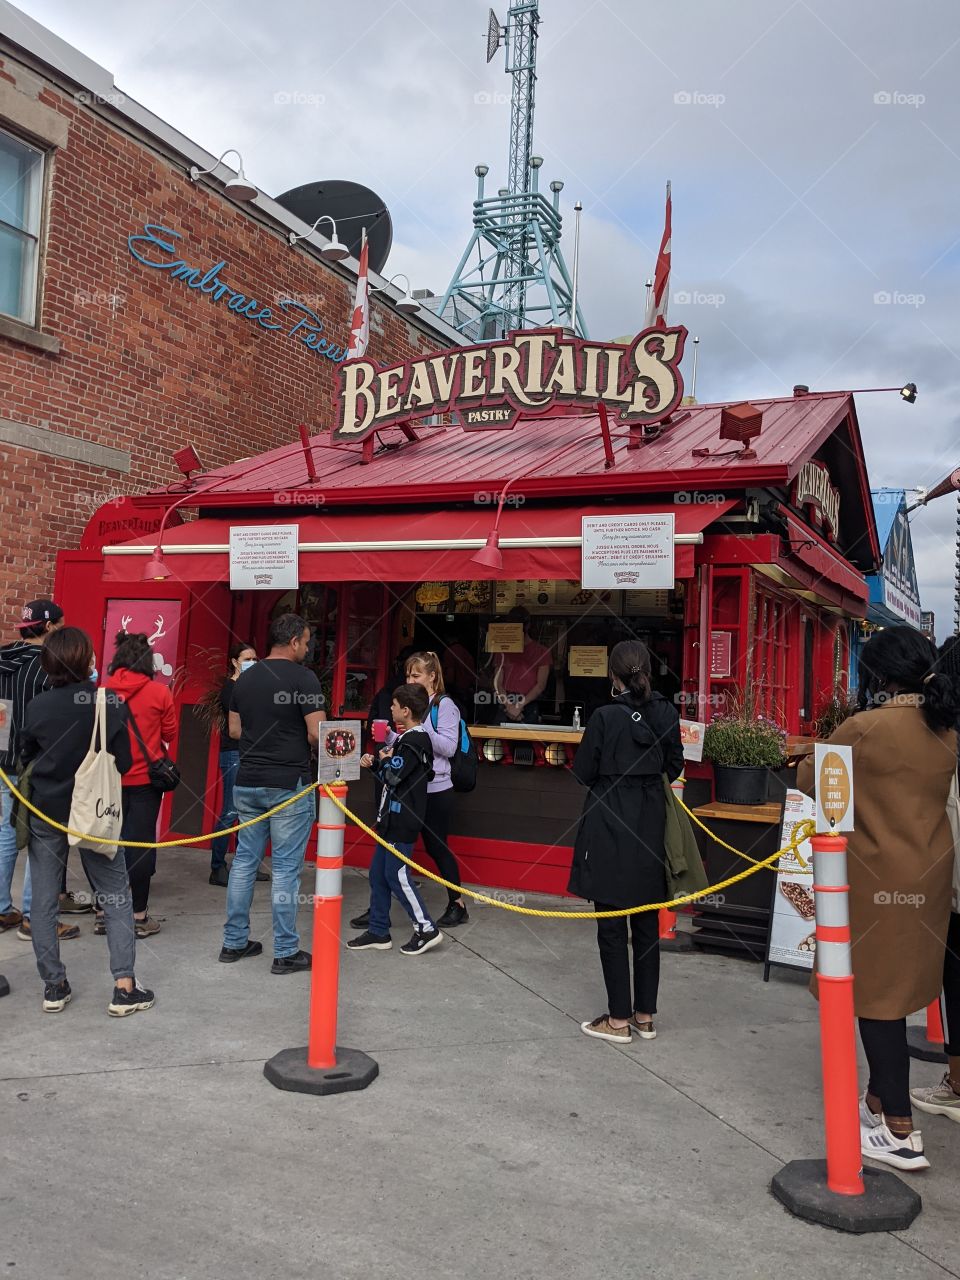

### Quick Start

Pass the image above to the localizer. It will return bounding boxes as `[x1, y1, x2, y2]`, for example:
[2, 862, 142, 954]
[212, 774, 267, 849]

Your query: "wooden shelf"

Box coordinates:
[692, 801, 782, 825]
[469, 724, 584, 745]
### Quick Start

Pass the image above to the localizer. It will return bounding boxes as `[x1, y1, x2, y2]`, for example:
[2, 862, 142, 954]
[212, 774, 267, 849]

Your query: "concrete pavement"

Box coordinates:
[1, 851, 958, 1280]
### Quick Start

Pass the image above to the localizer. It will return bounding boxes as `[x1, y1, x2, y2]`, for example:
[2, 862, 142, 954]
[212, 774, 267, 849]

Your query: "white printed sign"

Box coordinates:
[679, 718, 705, 762]
[229, 524, 299, 591]
[581, 513, 675, 589]
[814, 743, 855, 832]
[767, 789, 817, 972]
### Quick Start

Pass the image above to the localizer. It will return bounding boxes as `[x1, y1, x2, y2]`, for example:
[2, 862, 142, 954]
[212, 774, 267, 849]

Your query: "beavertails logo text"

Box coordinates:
[333, 326, 687, 441]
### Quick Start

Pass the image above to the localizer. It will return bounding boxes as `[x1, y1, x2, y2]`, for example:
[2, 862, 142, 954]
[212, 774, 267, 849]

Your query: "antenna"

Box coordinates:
[486, 8, 504, 63]
[437, 0, 586, 338]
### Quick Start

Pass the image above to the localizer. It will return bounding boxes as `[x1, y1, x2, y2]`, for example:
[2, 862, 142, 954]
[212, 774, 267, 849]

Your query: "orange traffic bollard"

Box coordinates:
[907, 998, 948, 1064]
[264, 782, 379, 1096]
[772, 833, 920, 1231]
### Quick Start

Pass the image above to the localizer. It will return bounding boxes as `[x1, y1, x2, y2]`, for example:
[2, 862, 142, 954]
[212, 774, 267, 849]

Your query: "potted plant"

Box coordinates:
[702, 710, 787, 805]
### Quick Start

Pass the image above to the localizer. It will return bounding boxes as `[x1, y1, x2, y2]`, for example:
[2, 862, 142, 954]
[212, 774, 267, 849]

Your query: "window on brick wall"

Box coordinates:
[0, 127, 45, 326]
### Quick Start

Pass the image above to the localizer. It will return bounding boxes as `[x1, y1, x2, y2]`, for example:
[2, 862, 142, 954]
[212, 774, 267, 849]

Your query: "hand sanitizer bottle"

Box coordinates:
[572, 706, 582, 731]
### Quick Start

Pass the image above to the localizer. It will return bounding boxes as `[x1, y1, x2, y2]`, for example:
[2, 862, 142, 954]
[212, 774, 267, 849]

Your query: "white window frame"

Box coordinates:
[0, 125, 45, 327]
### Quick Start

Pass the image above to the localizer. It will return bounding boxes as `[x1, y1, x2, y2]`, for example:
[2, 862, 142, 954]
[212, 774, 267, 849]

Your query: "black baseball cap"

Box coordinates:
[16, 599, 64, 630]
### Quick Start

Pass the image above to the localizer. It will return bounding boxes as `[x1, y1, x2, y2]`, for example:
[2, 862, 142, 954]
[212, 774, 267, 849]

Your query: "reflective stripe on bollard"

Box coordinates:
[308, 782, 348, 1070]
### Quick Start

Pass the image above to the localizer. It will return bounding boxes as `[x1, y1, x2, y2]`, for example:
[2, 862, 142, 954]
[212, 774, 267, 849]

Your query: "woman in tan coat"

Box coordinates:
[798, 626, 959, 1173]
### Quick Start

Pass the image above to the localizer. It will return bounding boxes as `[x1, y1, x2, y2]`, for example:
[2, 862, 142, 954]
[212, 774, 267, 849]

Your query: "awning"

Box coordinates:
[775, 511, 869, 609]
[102, 500, 738, 585]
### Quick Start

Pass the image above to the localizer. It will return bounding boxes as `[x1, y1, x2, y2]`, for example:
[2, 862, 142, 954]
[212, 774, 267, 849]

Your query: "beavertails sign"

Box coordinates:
[333, 326, 687, 442]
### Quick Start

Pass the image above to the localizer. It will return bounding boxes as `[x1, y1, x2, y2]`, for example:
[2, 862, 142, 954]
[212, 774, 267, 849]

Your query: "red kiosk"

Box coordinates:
[56, 325, 881, 928]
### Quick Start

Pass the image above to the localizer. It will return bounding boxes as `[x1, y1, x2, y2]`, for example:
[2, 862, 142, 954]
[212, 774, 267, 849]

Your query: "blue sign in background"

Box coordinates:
[127, 223, 348, 363]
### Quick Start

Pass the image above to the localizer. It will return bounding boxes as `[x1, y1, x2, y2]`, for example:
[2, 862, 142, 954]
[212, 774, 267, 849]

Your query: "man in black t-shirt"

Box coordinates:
[220, 614, 325, 974]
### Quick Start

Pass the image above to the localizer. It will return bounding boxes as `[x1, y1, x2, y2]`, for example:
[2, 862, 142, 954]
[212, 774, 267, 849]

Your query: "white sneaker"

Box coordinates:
[859, 1090, 882, 1130]
[911, 1074, 960, 1124]
[861, 1121, 930, 1172]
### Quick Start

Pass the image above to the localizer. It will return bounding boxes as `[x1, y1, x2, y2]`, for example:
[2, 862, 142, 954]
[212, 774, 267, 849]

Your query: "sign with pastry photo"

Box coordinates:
[317, 720, 361, 783]
[766, 788, 817, 973]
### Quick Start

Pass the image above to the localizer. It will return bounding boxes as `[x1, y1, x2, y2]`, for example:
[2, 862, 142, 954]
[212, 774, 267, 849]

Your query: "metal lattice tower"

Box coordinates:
[436, 1, 587, 340]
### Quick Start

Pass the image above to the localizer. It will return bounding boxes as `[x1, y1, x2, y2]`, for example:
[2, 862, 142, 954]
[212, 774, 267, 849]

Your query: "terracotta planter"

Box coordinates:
[713, 764, 769, 806]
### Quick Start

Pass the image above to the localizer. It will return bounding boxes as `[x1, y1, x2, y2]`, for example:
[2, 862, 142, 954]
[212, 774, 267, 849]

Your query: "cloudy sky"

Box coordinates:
[11, 0, 960, 636]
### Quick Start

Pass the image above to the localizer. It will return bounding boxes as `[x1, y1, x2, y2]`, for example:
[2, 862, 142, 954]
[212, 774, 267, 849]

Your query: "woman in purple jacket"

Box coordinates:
[401, 651, 469, 928]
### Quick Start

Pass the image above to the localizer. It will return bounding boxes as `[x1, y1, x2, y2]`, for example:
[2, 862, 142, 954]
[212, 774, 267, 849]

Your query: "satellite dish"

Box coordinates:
[275, 180, 393, 275]
[486, 8, 504, 63]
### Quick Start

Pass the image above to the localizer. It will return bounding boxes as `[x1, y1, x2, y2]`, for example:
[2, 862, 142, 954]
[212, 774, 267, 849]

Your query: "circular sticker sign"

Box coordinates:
[818, 749, 852, 828]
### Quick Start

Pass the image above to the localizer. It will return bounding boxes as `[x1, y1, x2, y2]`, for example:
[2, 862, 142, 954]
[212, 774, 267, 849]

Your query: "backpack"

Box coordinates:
[429, 695, 478, 793]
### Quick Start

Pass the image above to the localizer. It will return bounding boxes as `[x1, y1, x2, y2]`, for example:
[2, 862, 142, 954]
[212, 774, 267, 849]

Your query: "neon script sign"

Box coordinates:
[333, 326, 687, 441]
[127, 224, 347, 362]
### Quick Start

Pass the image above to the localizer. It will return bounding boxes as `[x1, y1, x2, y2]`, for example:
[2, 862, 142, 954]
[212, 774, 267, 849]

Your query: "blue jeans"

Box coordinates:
[223, 782, 315, 958]
[0, 773, 31, 917]
[210, 751, 240, 870]
[368, 839, 434, 937]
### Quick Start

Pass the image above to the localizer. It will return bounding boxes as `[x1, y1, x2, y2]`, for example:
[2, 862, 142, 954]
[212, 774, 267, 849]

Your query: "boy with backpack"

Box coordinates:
[347, 682, 444, 957]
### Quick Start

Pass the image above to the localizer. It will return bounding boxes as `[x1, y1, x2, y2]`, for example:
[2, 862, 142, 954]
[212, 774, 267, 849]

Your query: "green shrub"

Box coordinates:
[703, 713, 787, 768]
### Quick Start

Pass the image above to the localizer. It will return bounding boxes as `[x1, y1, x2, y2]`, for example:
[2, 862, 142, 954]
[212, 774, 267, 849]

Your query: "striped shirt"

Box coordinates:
[0, 641, 49, 770]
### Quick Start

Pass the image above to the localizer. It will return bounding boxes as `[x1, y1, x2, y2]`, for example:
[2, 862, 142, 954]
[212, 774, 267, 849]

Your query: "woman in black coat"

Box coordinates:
[569, 639, 684, 1045]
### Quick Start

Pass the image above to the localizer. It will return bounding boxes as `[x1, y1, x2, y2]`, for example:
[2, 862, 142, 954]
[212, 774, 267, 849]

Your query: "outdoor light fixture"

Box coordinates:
[475, 164, 490, 177]
[375, 273, 419, 315]
[900, 382, 918, 403]
[189, 149, 258, 202]
[173, 444, 203, 478]
[288, 214, 350, 262]
[143, 551, 170, 583]
[842, 383, 919, 403]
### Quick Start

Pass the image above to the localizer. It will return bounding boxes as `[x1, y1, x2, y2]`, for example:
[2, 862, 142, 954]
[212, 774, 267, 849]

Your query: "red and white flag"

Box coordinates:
[346, 236, 370, 359]
[644, 180, 671, 329]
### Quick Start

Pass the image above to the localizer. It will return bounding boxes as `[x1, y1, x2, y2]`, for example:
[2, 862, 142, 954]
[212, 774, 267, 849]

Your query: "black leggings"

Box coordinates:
[594, 906, 661, 1019]
[858, 1017, 911, 1118]
[121, 785, 162, 915]
[420, 789, 462, 904]
[941, 910, 960, 1058]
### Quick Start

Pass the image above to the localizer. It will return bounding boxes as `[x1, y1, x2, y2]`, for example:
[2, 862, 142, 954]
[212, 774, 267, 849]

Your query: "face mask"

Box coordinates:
[89, 668, 98, 684]
[240, 659, 256, 672]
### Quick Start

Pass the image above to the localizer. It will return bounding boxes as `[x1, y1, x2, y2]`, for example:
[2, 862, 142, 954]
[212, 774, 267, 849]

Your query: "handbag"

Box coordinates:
[68, 687, 124, 855]
[127, 704, 181, 793]
[13, 759, 34, 851]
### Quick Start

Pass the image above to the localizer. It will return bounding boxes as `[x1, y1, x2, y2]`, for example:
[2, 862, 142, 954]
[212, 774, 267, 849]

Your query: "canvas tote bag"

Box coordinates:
[68, 687, 123, 858]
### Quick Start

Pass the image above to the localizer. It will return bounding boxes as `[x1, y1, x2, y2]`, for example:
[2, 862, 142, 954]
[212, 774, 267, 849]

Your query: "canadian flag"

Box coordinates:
[644, 180, 671, 330]
[347, 236, 370, 359]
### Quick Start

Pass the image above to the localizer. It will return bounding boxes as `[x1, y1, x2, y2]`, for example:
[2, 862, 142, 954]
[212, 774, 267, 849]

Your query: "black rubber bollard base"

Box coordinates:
[906, 1023, 947, 1064]
[263, 1045, 379, 1096]
[771, 1159, 921, 1233]
[659, 931, 695, 953]
[0, 974, 9, 999]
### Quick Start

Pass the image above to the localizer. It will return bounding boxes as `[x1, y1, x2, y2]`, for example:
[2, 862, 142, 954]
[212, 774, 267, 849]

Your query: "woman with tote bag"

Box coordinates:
[19, 626, 156, 1016]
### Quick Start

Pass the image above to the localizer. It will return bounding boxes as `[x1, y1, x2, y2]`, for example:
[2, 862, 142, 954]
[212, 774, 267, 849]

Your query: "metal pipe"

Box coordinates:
[570, 201, 582, 334]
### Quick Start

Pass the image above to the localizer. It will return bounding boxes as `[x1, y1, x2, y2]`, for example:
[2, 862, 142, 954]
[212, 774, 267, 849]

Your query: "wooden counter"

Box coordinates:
[692, 801, 783, 826]
[469, 724, 584, 744]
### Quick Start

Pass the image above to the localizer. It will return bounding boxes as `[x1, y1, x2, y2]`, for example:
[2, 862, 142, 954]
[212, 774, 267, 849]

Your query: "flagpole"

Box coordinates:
[570, 201, 583, 335]
[691, 335, 700, 400]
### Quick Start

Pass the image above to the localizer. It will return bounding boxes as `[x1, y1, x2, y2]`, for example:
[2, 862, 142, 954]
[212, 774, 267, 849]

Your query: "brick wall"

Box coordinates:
[0, 48, 450, 619]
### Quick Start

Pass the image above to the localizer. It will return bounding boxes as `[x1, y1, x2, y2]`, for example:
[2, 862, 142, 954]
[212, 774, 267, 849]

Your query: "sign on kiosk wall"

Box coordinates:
[104, 599, 182, 685]
[765, 789, 818, 977]
[581, 513, 675, 589]
[229, 525, 299, 591]
[568, 645, 607, 678]
[486, 623, 524, 653]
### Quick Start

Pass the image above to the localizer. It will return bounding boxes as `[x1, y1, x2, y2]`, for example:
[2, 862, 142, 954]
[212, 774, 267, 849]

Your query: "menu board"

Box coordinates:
[494, 579, 618, 616]
[415, 581, 493, 614]
[623, 590, 671, 616]
[765, 789, 817, 974]
[568, 645, 608, 677]
[710, 631, 732, 678]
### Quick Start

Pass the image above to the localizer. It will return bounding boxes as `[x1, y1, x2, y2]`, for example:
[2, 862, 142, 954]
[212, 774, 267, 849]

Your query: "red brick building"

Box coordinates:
[0, 7, 461, 617]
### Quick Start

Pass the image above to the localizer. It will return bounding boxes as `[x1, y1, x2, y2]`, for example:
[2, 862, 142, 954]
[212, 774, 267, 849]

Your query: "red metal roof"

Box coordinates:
[138, 392, 855, 509]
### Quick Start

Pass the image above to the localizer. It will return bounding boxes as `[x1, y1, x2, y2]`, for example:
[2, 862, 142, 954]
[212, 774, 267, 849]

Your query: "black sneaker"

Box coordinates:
[107, 982, 155, 1017]
[271, 949, 311, 975]
[349, 908, 372, 929]
[42, 979, 72, 1012]
[256, 865, 270, 882]
[400, 926, 443, 956]
[209, 866, 229, 887]
[346, 930, 392, 951]
[437, 901, 469, 929]
[218, 940, 263, 963]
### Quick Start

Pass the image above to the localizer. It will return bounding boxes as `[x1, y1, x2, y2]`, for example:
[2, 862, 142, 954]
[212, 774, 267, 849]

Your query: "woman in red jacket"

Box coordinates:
[106, 632, 178, 937]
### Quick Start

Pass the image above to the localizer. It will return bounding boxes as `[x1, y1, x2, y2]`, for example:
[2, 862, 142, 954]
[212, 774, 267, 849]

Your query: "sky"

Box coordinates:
[9, 0, 960, 638]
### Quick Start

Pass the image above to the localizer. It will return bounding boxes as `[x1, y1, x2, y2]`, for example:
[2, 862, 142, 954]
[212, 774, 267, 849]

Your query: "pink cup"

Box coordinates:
[372, 718, 389, 743]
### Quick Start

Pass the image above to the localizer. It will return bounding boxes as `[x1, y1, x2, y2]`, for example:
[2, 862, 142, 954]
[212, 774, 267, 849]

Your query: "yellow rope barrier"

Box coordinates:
[0, 762, 813, 920]
[0, 765, 319, 849]
[319, 783, 816, 920]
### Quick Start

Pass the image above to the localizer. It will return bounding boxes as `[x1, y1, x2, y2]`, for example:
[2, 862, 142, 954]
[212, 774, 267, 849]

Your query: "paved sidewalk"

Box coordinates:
[0, 851, 957, 1280]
